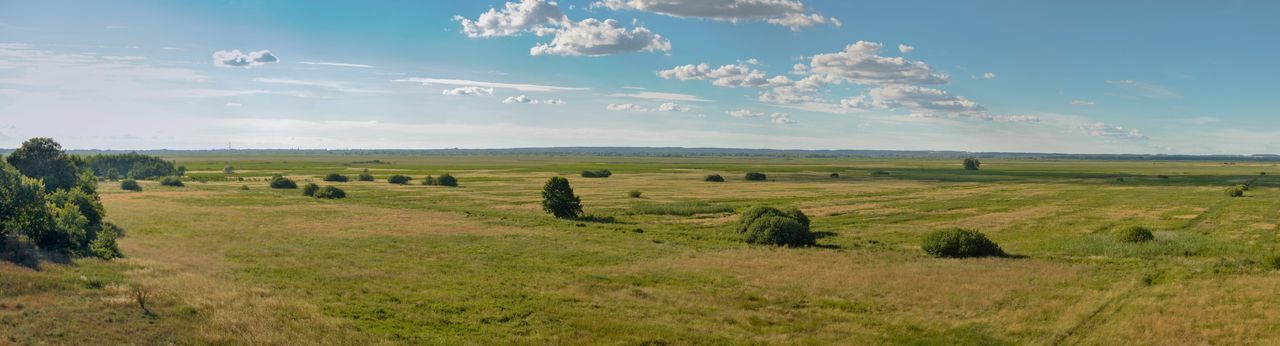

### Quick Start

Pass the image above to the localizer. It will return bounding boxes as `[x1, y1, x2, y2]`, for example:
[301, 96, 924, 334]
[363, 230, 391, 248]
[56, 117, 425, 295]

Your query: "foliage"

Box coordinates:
[1265, 255, 1280, 270]
[628, 190, 642, 198]
[921, 228, 1003, 258]
[704, 174, 725, 182]
[358, 169, 375, 182]
[223, 165, 235, 174]
[269, 175, 297, 189]
[744, 172, 767, 181]
[1114, 226, 1155, 243]
[159, 176, 184, 187]
[6, 137, 82, 191]
[436, 174, 458, 187]
[302, 183, 320, 197]
[387, 175, 411, 184]
[323, 173, 349, 182]
[314, 186, 346, 199]
[541, 177, 582, 219]
[735, 206, 814, 246]
[89, 222, 123, 260]
[120, 179, 142, 192]
[830, 172, 840, 178]
[1225, 185, 1245, 197]
[963, 158, 981, 171]
[81, 152, 178, 180]
[581, 169, 613, 178]
[632, 201, 733, 216]
[870, 170, 891, 176]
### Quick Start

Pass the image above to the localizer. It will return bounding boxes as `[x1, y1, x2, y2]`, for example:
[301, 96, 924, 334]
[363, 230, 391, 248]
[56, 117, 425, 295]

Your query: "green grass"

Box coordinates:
[630, 200, 735, 216]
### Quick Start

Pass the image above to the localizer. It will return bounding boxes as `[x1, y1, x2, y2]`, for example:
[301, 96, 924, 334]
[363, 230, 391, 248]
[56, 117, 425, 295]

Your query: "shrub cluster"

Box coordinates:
[314, 186, 346, 199]
[302, 183, 320, 197]
[422, 174, 458, 187]
[357, 169, 375, 182]
[81, 152, 178, 180]
[735, 206, 814, 247]
[829, 173, 840, 178]
[323, 173, 349, 182]
[223, 165, 234, 174]
[387, 174, 411, 185]
[1, 137, 122, 260]
[628, 190, 643, 198]
[963, 158, 981, 171]
[744, 172, 767, 181]
[1115, 226, 1154, 243]
[1225, 184, 1246, 197]
[542, 177, 582, 219]
[704, 174, 725, 182]
[269, 175, 297, 189]
[921, 228, 1003, 258]
[120, 179, 142, 192]
[581, 169, 613, 178]
[159, 176, 184, 187]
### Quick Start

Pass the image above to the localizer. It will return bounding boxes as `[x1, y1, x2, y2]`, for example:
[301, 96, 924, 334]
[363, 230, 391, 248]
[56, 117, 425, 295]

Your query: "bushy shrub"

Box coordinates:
[628, 190, 643, 198]
[963, 158, 981, 171]
[357, 169, 375, 182]
[422, 176, 436, 185]
[921, 228, 1003, 258]
[705, 174, 725, 182]
[81, 152, 178, 180]
[581, 169, 612, 178]
[1225, 185, 1245, 197]
[269, 175, 297, 189]
[736, 206, 814, 247]
[436, 174, 458, 187]
[159, 176, 184, 187]
[387, 174, 411, 184]
[870, 170, 891, 176]
[223, 165, 234, 174]
[829, 172, 840, 178]
[542, 177, 582, 219]
[1265, 255, 1280, 270]
[1115, 226, 1155, 243]
[89, 222, 123, 260]
[314, 186, 346, 199]
[302, 183, 320, 197]
[120, 179, 142, 192]
[323, 173, 349, 182]
[744, 172, 767, 181]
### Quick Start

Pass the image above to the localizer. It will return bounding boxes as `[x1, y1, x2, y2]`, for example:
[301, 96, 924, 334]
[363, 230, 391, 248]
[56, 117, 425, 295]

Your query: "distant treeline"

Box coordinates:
[80, 152, 179, 179]
[3, 147, 1278, 162]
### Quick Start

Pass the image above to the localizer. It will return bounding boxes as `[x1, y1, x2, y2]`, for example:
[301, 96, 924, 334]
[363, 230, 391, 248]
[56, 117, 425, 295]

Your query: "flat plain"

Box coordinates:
[4, 154, 1280, 344]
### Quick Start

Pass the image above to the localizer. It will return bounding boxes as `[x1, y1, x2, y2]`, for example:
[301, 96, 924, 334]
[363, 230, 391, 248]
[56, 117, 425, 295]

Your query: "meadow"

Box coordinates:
[4, 154, 1280, 344]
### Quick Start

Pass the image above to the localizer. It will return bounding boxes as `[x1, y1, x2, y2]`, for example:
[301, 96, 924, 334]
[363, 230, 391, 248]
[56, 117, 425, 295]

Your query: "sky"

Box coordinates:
[0, 0, 1277, 154]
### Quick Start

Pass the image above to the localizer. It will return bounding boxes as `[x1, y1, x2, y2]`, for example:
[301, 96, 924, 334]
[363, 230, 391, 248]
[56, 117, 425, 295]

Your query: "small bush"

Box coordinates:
[89, 223, 123, 260]
[437, 174, 458, 187]
[240, 185, 249, 190]
[1264, 255, 1280, 270]
[1156, 175, 1169, 179]
[357, 169, 375, 182]
[744, 172, 767, 181]
[736, 206, 814, 247]
[829, 172, 840, 178]
[1225, 185, 1245, 197]
[422, 176, 436, 185]
[387, 175, 411, 184]
[921, 228, 1003, 258]
[323, 173, 349, 182]
[963, 158, 981, 170]
[1115, 226, 1155, 243]
[223, 165, 234, 174]
[581, 169, 612, 178]
[870, 170, 890, 176]
[314, 186, 346, 199]
[120, 179, 141, 192]
[704, 174, 725, 182]
[628, 190, 643, 198]
[269, 175, 297, 189]
[159, 176, 183, 187]
[302, 183, 320, 197]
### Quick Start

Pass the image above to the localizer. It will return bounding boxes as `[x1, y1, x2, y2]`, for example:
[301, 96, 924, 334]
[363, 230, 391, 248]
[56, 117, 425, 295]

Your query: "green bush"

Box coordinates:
[1264, 255, 1280, 270]
[736, 206, 814, 247]
[314, 186, 346, 199]
[223, 165, 234, 174]
[829, 172, 840, 178]
[744, 172, 767, 181]
[870, 170, 891, 176]
[323, 173, 349, 182]
[120, 179, 142, 192]
[628, 190, 643, 198]
[963, 158, 981, 170]
[436, 174, 458, 187]
[302, 183, 320, 197]
[357, 169, 375, 182]
[1225, 185, 1245, 197]
[1115, 226, 1155, 243]
[269, 175, 297, 189]
[921, 228, 1003, 258]
[542, 177, 582, 219]
[89, 222, 123, 260]
[387, 175, 411, 184]
[80, 152, 178, 179]
[159, 176, 184, 187]
[422, 176, 436, 185]
[704, 174, 725, 182]
[581, 169, 612, 178]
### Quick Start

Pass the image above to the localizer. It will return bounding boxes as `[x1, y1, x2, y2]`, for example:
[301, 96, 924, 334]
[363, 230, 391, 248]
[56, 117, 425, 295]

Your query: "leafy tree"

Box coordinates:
[6, 137, 81, 191]
[120, 179, 142, 192]
[387, 175, 411, 184]
[436, 174, 458, 187]
[0, 162, 48, 246]
[581, 169, 612, 178]
[541, 177, 582, 219]
[357, 169, 375, 182]
[159, 176, 184, 187]
[269, 175, 297, 189]
[81, 152, 177, 179]
[323, 173, 349, 182]
[963, 158, 981, 171]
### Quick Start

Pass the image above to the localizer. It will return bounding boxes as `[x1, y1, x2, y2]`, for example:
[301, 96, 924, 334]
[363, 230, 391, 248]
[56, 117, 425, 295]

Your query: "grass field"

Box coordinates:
[4, 154, 1280, 344]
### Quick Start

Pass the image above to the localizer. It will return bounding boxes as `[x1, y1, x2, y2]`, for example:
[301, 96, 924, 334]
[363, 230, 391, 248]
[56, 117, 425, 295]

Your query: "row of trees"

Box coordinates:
[1, 138, 122, 259]
[82, 152, 180, 180]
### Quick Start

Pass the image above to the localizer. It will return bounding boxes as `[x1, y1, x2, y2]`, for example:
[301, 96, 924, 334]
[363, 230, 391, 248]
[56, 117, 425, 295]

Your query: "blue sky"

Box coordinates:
[0, 0, 1277, 154]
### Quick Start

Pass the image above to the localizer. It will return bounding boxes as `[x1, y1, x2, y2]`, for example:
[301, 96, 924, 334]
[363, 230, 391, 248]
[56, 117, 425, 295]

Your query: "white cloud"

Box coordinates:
[770, 112, 796, 124]
[657, 102, 688, 112]
[622, 86, 646, 90]
[898, 44, 914, 54]
[608, 91, 709, 102]
[607, 103, 648, 111]
[530, 18, 670, 56]
[442, 86, 495, 96]
[727, 109, 765, 118]
[503, 95, 564, 104]
[454, 0, 567, 38]
[861, 85, 988, 119]
[982, 72, 996, 79]
[657, 62, 768, 88]
[594, 0, 839, 31]
[1076, 122, 1147, 140]
[212, 49, 279, 68]
[298, 61, 375, 68]
[806, 41, 948, 86]
[393, 77, 588, 92]
[1070, 99, 1096, 106]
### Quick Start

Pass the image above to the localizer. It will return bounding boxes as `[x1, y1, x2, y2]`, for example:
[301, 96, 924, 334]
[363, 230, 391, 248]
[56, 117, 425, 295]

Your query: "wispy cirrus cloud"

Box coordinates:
[393, 77, 588, 92]
[298, 61, 374, 68]
[212, 49, 278, 68]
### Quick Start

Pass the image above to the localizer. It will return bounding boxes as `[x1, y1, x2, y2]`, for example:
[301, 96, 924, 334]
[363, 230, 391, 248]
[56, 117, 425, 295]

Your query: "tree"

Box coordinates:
[358, 169, 375, 182]
[387, 175, 411, 184]
[0, 162, 48, 245]
[541, 177, 582, 219]
[6, 137, 81, 191]
[269, 175, 297, 189]
[436, 174, 458, 187]
[963, 158, 981, 171]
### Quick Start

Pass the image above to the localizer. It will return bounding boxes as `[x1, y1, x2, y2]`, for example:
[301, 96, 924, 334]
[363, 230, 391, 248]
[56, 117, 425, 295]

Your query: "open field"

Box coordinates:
[5, 154, 1280, 344]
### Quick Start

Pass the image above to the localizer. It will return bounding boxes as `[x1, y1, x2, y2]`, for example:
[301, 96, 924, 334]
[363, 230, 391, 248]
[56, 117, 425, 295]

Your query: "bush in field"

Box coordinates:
[89, 222, 123, 260]
[159, 176, 184, 187]
[542, 177, 582, 219]
[422, 176, 436, 185]
[314, 186, 346, 199]
[736, 206, 814, 247]
[1225, 185, 1245, 197]
[357, 169, 375, 182]
[268, 175, 297, 189]
[628, 190, 642, 198]
[387, 175, 411, 185]
[829, 172, 840, 178]
[1, 138, 124, 260]
[1115, 226, 1155, 243]
[744, 172, 767, 181]
[963, 158, 981, 171]
[302, 183, 320, 197]
[870, 170, 891, 176]
[223, 165, 234, 174]
[120, 179, 142, 192]
[704, 174, 725, 182]
[81, 152, 177, 179]
[323, 173, 349, 182]
[921, 228, 1003, 258]
[436, 174, 458, 187]
[581, 169, 612, 178]
[1265, 255, 1280, 270]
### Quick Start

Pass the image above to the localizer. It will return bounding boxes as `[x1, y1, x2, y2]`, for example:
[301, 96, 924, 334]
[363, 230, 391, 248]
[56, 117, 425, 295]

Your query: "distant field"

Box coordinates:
[5, 154, 1280, 344]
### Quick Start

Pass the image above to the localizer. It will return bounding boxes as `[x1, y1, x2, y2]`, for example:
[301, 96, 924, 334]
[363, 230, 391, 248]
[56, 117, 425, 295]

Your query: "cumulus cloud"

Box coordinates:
[657, 62, 769, 88]
[982, 72, 996, 79]
[770, 112, 796, 124]
[212, 49, 279, 68]
[861, 85, 987, 119]
[657, 102, 688, 112]
[530, 18, 671, 56]
[503, 95, 564, 104]
[727, 109, 765, 118]
[442, 86, 495, 96]
[607, 102, 687, 112]
[594, 0, 839, 31]
[1076, 122, 1147, 140]
[898, 44, 914, 54]
[806, 41, 948, 86]
[454, 0, 567, 38]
